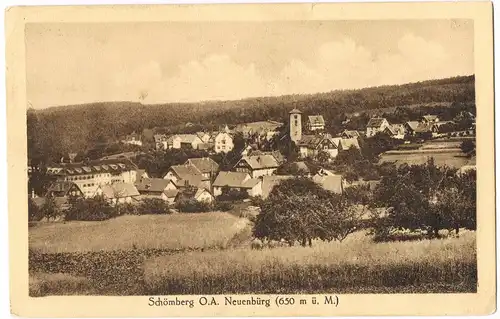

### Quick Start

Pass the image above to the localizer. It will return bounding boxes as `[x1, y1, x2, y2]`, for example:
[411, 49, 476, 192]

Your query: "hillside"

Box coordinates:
[28, 75, 475, 164]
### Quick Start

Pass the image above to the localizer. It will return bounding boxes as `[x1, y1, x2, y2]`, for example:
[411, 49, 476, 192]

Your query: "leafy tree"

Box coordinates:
[460, 140, 475, 155]
[138, 198, 170, 215]
[65, 195, 117, 221]
[217, 186, 248, 201]
[40, 195, 61, 221]
[28, 198, 43, 222]
[253, 178, 362, 246]
[317, 150, 331, 164]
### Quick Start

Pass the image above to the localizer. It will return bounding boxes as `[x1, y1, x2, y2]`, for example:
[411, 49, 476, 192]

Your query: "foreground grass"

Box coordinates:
[144, 231, 477, 294]
[29, 212, 249, 253]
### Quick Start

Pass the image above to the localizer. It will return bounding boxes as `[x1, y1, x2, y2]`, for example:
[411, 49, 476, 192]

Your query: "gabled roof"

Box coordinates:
[100, 182, 140, 199]
[45, 181, 81, 197]
[46, 158, 137, 176]
[405, 121, 420, 131]
[313, 174, 343, 194]
[291, 161, 311, 173]
[241, 178, 262, 189]
[168, 165, 203, 179]
[384, 124, 405, 135]
[163, 189, 179, 199]
[367, 117, 388, 128]
[341, 130, 360, 138]
[261, 175, 294, 199]
[185, 157, 219, 174]
[289, 108, 302, 114]
[213, 171, 250, 188]
[135, 178, 174, 193]
[308, 115, 325, 126]
[170, 134, 203, 144]
[338, 138, 360, 150]
[176, 187, 214, 201]
[422, 115, 439, 121]
[238, 154, 280, 170]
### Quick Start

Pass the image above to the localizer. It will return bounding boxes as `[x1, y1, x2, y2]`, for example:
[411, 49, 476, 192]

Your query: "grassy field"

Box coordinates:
[379, 151, 473, 168]
[144, 231, 477, 294]
[30, 212, 249, 253]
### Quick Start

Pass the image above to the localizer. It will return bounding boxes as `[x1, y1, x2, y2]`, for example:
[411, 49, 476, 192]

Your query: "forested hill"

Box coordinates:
[28, 75, 475, 163]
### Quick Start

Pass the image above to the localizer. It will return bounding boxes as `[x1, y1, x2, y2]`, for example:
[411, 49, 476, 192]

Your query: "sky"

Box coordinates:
[25, 20, 474, 109]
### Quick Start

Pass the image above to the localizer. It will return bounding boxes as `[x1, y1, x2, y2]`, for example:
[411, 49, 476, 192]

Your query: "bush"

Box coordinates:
[176, 199, 212, 213]
[217, 187, 249, 202]
[65, 196, 117, 221]
[116, 202, 139, 215]
[138, 198, 170, 215]
[28, 198, 43, 222]
[213, 201, 234, 212]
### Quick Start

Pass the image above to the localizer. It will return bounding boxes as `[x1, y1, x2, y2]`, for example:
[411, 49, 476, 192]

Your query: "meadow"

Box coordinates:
[29, 213, 476, 296]
[29, 212, 249, 253]
[144, 231, 477, 294]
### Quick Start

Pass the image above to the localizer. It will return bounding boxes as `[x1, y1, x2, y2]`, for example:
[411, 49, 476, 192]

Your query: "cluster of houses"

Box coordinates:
[365, 112, 476, 140]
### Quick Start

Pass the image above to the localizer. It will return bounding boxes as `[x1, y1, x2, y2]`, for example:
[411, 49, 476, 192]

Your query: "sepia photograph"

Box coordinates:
[6, 2, 495, 317]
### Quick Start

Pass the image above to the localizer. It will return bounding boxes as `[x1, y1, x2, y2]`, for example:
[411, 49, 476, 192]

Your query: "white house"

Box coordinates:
[212, 171, 262, 197]
[95, 182, 140, 205]
[214, 131, 234, 154]
[121, 132, 143, 146]
[366, 118, 390, 137]
[307, 115, 325, 131]
[166, 134, 204, 150]
[297, 134, 339, 159]
[163, 165, 204, 189]
[175, 187, 215, 203]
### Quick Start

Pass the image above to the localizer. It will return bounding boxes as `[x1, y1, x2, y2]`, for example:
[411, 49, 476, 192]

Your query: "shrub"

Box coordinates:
[138, 198, 171, 215]
[217, 187, 249, 202]
[176, 199, 212, 213]
[213, 201, 233, 212]
[65, 196, 117, 221]
[28, 198, 43, 222]
[116, 202, 139, 215]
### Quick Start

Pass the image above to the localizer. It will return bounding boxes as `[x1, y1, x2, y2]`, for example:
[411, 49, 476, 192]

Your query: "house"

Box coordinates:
[337, 138, 360, 152]
[383, 124, 405, 139]
[341, 130, 360, 139]
[175, 187, 215, 203]
[154, 134, 168, 150]
[162, 189, 180, 204]
[95, 182, 140, 205]
[46, 158, 138, 198]
[261, 175, 293, 199]
[233, 154, 279, 178]
[121, 132, 142, 146]
[246, 150, 285, 165]
[135, 169, 149, 182]
[166, 134, 204, 150]
[163, 165, 204, 189]
[45, 181, 84, 198]
[214, 131, 234, 154]
[233, 120, 283, 140]
[312, 174, 344, 194]
[135, 178, 177, 199]
[421, 115, 440, 124]
[307, 115, 326, 131]
[196, 132, 211, 143]
[431, 121, 455, 134]
[212, 171, 262, 197]
[404, 121, 432, 137]
[366, 118, 390, 137]
[184, 157, 219, 180]
[297, 134, 339, 159]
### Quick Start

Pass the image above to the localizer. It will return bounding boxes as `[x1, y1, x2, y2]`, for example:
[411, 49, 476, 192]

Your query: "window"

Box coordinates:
[222, 139, 226, 144]
[294, 115, 298, 119]
[294, 120, 298, 126]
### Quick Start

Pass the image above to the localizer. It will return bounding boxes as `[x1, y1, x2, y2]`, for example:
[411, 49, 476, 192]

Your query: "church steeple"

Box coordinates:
[289, 108, 302, 143]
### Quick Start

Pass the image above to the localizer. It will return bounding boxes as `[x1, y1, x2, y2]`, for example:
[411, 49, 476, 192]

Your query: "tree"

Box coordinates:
[65, 195, 117, 221]
[28, 198, 43, 222]
[40, 195, 61, 221]
[316, 150, 331, 164]
[460, 140, 475, 155]
[253, 178, 361, 246]
[139, 198, 170, 215]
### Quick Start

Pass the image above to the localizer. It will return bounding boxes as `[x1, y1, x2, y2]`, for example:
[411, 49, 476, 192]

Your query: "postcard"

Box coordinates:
[6, 2, 496, 317]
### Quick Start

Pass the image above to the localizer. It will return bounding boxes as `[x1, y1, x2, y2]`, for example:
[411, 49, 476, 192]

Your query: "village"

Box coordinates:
[28, 107, 476, 213]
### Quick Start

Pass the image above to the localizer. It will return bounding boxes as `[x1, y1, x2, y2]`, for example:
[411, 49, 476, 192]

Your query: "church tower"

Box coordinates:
[289, 108, 302, 143]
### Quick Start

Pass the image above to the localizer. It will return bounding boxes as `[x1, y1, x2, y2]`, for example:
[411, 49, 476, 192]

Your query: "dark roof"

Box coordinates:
[213, 171, 250, 188]
[405, 121, 420, 131]
[168, 164, 202, 179]
[289, 108, 302, 114]
[46, 158, 137, 176]
[297, 134, 322, 147]
[308, 115, 325, 125]
[45, 181, 81, 197]
[185, 157, 219, 174]
[135, 178, 173, 193]
[238, 154, 280, 170]
[367, 117, 388, 128]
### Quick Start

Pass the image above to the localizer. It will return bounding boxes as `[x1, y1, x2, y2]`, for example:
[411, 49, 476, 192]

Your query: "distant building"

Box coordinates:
[46, 158, 138, 198]
[135, 169, 149, 182]
[214, 130, 234, 154]
[233, 120, 283, 140]
[297, 134, 339, 159]
[196, 132, 211, 143]
[166, 134, 204, 150]
[341, 130, 360, 139]
[184, 157, 219, 181]
[421, 115, 440, 124]
[404, 121, 432, 136]
[312, 174, 344, 194]
[175, 187, 215, 203]
[307, 115, 325, 131]
[95, 182, 140, 205]
[289, 108, 303, 143]
[212, 171, 262, 197]
[383, 124, 406, 139]
[366, 117, 390, 137]
[121, 132, 142, 146]
[163, 164, 204, 189]
[337, 138, 360, 152]
[233, 154, 280, 178]
[45, 181, 84, 198]
[135, 178, 177, 200]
